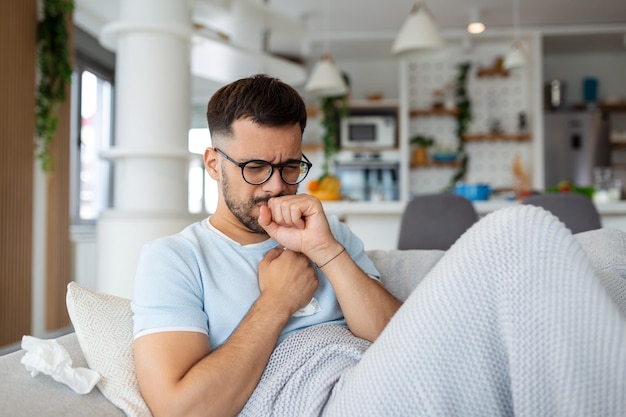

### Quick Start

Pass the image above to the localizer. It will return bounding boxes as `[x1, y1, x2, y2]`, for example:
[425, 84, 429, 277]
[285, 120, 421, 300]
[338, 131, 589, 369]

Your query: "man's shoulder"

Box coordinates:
[143, 221, 210, 253]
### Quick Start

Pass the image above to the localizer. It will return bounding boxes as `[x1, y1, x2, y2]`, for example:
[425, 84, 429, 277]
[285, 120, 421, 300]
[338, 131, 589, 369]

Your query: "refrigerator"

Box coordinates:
[543, 110, 611, 188]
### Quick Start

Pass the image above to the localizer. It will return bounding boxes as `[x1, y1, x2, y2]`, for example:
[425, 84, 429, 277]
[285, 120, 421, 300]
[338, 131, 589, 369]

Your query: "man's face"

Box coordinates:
[213, 118, 303, 234]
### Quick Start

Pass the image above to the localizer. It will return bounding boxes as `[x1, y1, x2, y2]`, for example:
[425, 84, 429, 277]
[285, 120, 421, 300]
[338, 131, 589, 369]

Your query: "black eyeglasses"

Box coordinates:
[214, 148, 313, 185]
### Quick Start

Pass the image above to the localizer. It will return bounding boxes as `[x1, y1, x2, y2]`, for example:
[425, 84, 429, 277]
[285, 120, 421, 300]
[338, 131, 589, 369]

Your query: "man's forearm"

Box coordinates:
[320, 252, 401, 342]
[189, 295, 291, 417]
[138, 295, 291, 417]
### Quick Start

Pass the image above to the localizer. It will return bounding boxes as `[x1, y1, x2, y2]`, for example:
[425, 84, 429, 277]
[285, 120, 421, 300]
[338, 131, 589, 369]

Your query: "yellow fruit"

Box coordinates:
[307, 179, 320, 192]
[308, 175, 342, 200]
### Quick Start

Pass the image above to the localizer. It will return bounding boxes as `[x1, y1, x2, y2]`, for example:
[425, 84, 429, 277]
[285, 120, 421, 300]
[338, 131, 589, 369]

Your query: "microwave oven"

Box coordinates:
[340, 115, 397, 149]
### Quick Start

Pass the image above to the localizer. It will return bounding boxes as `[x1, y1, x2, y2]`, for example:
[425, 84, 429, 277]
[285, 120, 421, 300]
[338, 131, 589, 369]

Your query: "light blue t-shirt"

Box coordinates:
[132, 215, 380, 348]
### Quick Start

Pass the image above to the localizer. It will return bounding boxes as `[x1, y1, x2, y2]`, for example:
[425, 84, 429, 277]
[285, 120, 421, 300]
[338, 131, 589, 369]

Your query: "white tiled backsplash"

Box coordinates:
[407, 41, 534, 195]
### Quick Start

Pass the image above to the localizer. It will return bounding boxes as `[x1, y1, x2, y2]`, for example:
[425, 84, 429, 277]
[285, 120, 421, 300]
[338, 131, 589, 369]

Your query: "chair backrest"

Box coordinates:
[521, 193, 602, 234]
[398, 193, 479, 250]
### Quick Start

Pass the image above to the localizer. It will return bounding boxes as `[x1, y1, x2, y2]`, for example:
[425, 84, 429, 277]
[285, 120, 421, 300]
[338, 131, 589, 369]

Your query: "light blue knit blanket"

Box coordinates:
[240, 205, 626, 417]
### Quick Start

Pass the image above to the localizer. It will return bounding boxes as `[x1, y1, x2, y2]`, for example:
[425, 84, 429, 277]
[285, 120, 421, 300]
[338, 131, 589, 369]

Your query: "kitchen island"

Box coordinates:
[322, 199, 626, 251]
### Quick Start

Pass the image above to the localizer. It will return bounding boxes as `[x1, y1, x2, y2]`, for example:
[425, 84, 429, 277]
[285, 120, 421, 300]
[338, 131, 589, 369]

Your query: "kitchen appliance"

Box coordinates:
[543, 110, 611, 188]
[334, 152, 400, 202]
[340, 112, 397, 150]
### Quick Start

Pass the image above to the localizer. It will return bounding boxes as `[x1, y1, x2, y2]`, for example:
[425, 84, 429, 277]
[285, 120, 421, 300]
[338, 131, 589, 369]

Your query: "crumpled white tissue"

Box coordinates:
[20, 335, 101, 394]
[292, 297, 322, 317]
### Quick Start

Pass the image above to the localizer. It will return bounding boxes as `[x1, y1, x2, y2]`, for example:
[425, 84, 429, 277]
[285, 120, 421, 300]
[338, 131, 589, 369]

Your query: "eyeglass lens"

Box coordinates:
[243, 160, 309, 185]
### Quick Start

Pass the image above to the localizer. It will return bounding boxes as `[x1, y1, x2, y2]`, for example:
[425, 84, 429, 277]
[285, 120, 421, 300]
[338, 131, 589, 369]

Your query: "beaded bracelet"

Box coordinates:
[316, 247, 346, 269]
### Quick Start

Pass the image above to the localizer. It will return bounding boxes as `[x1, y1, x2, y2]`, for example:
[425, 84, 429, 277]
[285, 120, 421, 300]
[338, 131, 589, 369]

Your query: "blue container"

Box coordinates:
[453, 183, 491, 201]
[583, 77, 598, 103]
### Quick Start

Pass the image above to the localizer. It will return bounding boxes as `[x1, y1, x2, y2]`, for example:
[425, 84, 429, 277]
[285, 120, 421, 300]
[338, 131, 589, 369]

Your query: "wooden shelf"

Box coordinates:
[409, 107, 458, 117]
[411, 160, 461, 169]
[570, 102, 626, 112]
[306, 107, 321, 117]
[600, 103, 626, 112]
[476, 68, 510, 78]
[302, 143, 324, 152]
[463, 133, 531, 142]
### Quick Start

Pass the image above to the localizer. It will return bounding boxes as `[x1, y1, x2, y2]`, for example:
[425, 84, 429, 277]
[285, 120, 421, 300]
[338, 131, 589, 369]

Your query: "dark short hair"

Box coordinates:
[206, 74, 307, 141]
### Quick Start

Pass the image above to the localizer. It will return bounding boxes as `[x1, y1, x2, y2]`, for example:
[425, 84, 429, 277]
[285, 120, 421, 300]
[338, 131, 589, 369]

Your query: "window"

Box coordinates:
[188, 128, 218, 213]
[76, 70, 113, 220]
[71, 27, 115, 224]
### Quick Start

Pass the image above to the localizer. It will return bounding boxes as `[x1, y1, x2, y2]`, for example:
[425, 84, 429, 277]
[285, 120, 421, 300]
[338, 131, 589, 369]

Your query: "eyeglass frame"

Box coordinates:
[214, 147, 313, 185]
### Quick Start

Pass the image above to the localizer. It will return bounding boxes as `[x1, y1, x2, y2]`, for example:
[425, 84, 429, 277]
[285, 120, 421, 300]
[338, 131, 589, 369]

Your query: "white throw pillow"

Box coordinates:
[66, 282, 151, 417]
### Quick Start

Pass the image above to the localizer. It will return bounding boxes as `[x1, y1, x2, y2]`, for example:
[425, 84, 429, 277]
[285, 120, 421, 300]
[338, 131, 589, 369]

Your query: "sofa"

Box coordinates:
[1, 227, 625, 417]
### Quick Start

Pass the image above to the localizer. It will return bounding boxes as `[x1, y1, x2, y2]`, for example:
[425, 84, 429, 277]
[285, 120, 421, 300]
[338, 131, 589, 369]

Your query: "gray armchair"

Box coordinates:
[398, 193, 479, 250]
[521, 193, 602, 234]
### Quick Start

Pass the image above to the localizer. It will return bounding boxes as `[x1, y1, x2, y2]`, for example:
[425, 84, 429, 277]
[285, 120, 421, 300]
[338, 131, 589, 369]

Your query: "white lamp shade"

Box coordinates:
[391, 3, 445, 55]
[305, 55, 347, 97]
[504, 41, 526, 69]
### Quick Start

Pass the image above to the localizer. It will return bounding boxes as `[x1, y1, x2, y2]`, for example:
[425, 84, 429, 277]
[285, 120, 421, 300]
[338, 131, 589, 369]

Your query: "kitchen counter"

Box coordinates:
[323, 199, 626, 215]
[321, 199, 626, 250]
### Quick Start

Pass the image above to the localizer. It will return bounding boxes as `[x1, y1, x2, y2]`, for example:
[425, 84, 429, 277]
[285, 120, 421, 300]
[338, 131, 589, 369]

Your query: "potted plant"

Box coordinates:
[410, 134, 434, 166]
[307, 73, 350, 201]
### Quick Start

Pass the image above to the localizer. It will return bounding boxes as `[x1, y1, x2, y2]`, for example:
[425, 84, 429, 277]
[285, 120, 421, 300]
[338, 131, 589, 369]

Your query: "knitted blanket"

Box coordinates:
[239, 324, 369, 416]
[240, 205, 626, 417]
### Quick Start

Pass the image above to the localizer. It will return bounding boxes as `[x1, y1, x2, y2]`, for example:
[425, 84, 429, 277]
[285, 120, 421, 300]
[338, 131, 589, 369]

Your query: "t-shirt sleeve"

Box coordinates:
[132, 238, 209, 339]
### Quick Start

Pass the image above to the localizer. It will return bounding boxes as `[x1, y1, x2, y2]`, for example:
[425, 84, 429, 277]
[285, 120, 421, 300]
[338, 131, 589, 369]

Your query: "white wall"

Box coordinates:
[337, 60, 400, 101]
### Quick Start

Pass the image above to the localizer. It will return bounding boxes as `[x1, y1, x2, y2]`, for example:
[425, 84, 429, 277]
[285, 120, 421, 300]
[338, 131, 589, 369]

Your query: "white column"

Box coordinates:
[96, 0, 198, 298]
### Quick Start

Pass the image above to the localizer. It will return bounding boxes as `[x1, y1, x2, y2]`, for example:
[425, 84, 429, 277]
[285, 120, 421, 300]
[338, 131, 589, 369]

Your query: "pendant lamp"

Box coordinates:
[504, 41, 526, 69]
[467, 7, 485, 34]
[305, 0, 347, 97]
[305, 53, 347, 97]
[504, 0, 526, 69]
[391, 1, 445, 56]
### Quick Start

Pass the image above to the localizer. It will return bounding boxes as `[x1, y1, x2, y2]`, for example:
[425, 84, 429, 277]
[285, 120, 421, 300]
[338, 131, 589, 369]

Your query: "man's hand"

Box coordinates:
[258, 194, 341, 266]
[259, 194, 401, 343]
[258, 247, 318, 315]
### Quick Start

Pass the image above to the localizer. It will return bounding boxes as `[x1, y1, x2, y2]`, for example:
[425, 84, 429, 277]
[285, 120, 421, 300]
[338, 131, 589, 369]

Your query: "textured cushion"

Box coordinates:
[66, 282, 151, 417]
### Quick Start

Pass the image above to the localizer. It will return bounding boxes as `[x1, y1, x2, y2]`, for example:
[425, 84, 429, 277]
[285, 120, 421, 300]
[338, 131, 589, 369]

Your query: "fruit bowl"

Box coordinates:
[307, 175, 343, 201]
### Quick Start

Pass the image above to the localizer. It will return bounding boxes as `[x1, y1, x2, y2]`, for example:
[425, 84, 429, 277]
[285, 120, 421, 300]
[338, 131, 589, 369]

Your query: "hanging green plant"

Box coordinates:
[318, 72, 350, 177]
[35, 0, 75, 173]
[319, 94, 348, 176]
[446, 61, 472, 190]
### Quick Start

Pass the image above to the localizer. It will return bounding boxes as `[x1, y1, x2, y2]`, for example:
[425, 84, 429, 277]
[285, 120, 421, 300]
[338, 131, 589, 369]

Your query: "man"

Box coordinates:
[133, 75, 626, 417]
[132, 74, 401, 417]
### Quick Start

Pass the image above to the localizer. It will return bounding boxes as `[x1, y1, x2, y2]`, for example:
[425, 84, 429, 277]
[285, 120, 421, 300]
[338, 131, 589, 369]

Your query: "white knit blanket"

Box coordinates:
[240, 205, 626, 417]
[239, 324, 370, 416]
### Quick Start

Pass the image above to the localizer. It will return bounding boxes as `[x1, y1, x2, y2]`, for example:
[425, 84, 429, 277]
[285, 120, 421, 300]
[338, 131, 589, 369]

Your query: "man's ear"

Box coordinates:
[204, 147, 220, 181]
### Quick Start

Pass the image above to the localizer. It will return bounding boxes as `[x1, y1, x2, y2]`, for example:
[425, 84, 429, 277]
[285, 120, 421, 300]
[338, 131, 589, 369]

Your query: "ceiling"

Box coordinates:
[75, 0, 626, 101]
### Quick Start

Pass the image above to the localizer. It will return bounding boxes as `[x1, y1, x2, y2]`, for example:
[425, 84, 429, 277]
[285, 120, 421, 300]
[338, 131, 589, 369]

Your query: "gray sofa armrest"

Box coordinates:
[575, 228, 626, 316]
[367, 249, 444, 302]
[0, 333, 125, 417]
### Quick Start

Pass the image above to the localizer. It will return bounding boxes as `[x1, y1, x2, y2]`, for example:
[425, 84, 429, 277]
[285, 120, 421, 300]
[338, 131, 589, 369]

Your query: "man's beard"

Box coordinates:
[222, 167, 278, 234]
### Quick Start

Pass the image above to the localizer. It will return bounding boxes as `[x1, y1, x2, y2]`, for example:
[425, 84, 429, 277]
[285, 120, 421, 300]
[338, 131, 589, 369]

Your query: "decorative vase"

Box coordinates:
[412, 147, 428, 166]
